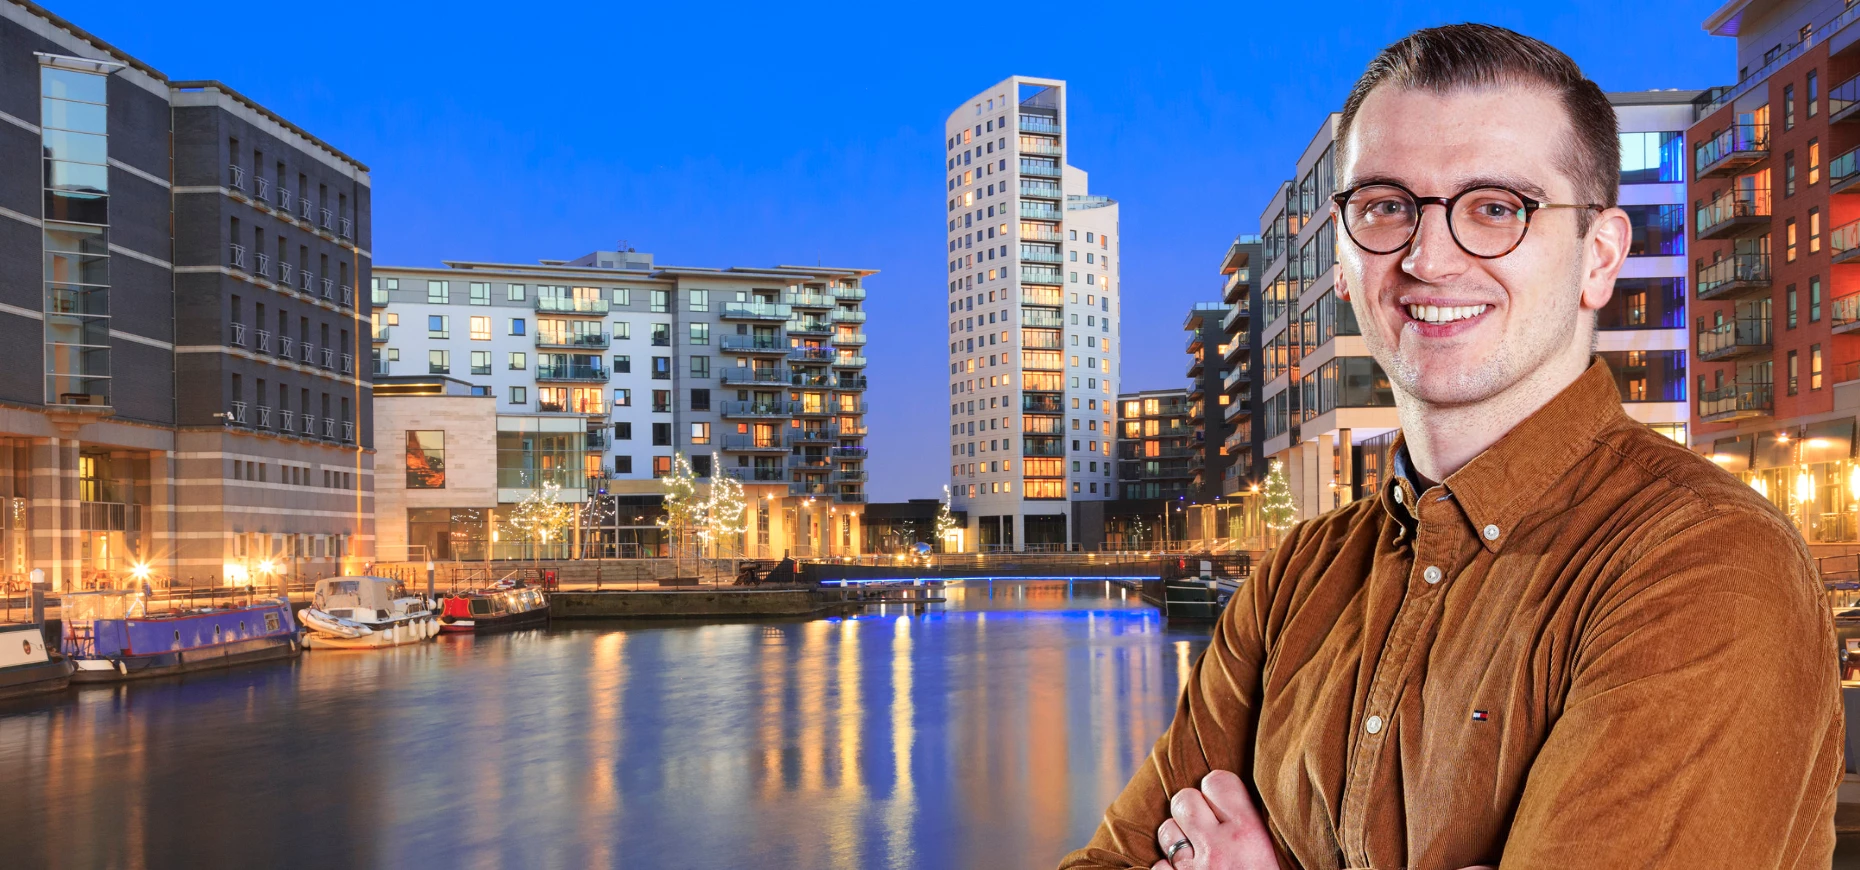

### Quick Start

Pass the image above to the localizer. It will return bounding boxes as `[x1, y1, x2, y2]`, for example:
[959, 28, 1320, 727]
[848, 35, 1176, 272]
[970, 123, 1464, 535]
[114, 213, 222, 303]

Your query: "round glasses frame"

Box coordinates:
[1328, 181, 1606, 260]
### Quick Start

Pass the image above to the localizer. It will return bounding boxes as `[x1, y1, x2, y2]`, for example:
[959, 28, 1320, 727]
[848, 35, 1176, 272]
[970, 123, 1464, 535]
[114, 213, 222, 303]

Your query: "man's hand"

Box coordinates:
[1153, 769, 1497, 870]
[1152, 770, 1280, 869]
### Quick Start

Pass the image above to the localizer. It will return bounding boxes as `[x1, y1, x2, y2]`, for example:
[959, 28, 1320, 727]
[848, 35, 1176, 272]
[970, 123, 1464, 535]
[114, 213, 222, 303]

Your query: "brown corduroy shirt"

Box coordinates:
[1062, 357, 1844, 869]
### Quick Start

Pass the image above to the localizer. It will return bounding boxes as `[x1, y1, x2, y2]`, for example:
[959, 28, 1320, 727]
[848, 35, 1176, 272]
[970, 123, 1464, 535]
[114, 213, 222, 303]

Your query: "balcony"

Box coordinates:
[534, 329, 609, 350]
[832, 355, 866, 368]
[1019, 247, 1063, 264]
[833, 332, 867, 346]
[1693, 124, 1769, 179]
[535, 297, 610, 315]
[322, 277, 335, 300]
[1833, 291, 1860, 335]
[1696, 317, 1772, 361]
[787, 429, 839, 446]
[720, 366, 789, 385]
[720, 301, 793, 321]
[789, 370, 832, 387]
[721, 400, 792, 419]
[1223, 364, 1251, 392]
[279, 336, 296, 359]
[372, 359, 389, 376]
[1021, 225, 1063, 243]
[1833, 73, 1860, 124]
[1836, 218, 1860, 265]
[836, 375, 868, 391]
[1021, 266, 1064, 285]
[1698, 380, 1773, 422]
[1020, 180, 1063, 200]
[1018, 114, 1059, 134]
[227, 164, 246, 193]
[537, 399, 607, 416]
[1834, 145, 1860, 195]
[229, 242, 246, 271]
[1020, 138, 1061, 156]
[722, 435, 787, 452]
[535, 363, 610, 382]
[833, 401, 868, 415]
[255, 329, 272, 354]
[720, 335, 789, 354]
[323, 418, 337, 440]
[1021, 309, 1064, 329]
[230, 322, 248, 347]
[789, 481, 831, 498]
[1222, 304, 1250, 333]
[321, 347, 335, 369]
[1022, 393, 1064, 413]
[586, 430, 610, 451]
[726, 467, 788, 482]
[793, 402, 835, 418]
[788, 317, 833, 335]
[784, 292, 834, 308]
[1019, 159, 1061, 178]
[832, 470, 868, 482]
[1224, 398, 1251, 422]
[1695, 187, 1770, 240]
[1023, 437, 1064, 457]
[369, 323, 390, 342]
[319, 207, 333, 231]
[792, 455, 832, 471]
[1020, 203, 1061, 221]
[789, 346, 835, 364]
[829, 446, 867, 458]
[831, 286, 866, 301]
[834, 491, 867, 505]
[1695, 254, 1772, 301]
[831, 308, 867, 323]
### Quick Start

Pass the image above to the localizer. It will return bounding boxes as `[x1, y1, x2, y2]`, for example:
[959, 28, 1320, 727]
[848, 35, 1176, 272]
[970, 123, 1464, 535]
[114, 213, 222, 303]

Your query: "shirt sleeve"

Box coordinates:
[1497, 507, 1844, 869]
[1056, 521, 1307, 870]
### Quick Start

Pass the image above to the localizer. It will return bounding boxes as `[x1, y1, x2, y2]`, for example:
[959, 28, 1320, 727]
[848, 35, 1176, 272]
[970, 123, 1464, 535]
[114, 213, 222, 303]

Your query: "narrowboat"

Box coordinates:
[437, 583, 549, 633]
[0, 621, 74, 698]
[300, 576, 439, 650]
[61, 590, 300, 682]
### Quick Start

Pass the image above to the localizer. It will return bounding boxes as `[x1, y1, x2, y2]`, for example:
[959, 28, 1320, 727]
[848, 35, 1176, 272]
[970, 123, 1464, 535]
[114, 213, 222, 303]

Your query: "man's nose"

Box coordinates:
[1401, 204, 1472, 284]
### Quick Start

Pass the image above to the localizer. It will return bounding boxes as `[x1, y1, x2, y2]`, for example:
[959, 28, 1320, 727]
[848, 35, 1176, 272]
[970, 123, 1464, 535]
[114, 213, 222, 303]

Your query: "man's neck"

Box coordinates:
[1398, 351, 1591, 485]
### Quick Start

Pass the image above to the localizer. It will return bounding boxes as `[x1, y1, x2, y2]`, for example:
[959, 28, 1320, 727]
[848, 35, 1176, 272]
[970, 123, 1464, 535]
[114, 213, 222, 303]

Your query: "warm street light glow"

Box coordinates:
[259, 559, 276, 574]
[130, 561, 150, 581]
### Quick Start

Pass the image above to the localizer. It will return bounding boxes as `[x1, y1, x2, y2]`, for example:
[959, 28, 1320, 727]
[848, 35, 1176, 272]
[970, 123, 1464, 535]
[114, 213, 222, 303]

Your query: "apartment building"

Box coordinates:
[1217, 235, 1265, 497]
[0, 1, 373, 589]
[1115, 389, 1193, 501]
[1684, 0, 1860, 545]
[370, 254, 874, 558]
[1184, 302, 1232, 501]
[945, 76, 1121, 551]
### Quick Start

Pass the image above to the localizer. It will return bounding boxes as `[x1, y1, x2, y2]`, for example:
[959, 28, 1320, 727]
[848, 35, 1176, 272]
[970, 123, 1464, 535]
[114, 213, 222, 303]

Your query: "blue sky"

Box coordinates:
[55, 0, 1734, 501]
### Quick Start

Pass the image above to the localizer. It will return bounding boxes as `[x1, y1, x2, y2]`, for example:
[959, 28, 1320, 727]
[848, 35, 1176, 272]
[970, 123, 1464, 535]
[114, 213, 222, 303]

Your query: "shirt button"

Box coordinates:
[1393, 487, 1404, 505]
[1423, 565, 1442, 584]
[1483, 524, 1500, 541]
[1366, 715, 1383, 735]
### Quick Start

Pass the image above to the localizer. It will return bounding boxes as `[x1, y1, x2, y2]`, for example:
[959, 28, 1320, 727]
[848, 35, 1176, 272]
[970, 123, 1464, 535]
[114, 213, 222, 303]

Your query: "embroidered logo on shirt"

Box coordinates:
[1471, 710, 1489, 722]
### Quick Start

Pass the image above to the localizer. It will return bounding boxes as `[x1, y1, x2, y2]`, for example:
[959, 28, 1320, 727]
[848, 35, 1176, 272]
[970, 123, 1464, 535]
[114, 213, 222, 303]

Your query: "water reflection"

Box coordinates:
[0, 580, 1210, 869]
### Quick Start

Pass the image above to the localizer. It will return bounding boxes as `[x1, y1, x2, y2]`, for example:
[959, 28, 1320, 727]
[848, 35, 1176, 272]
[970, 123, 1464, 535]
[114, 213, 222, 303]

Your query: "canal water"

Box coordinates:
[0, 581, 1210, 869]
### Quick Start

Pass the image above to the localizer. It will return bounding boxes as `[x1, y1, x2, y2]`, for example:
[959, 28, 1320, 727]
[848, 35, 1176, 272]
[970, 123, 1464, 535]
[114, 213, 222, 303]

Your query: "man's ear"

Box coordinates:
[1579, 207, 1631, 313]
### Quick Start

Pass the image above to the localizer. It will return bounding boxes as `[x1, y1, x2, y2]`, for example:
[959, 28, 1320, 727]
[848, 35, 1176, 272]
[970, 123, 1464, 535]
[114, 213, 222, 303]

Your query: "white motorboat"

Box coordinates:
[301, 576, 439, 650]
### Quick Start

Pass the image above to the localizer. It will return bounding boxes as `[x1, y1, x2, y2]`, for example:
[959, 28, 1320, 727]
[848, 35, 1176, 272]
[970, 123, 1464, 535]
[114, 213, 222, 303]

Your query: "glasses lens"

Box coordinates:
[1342, 185, 1416, 253]
[1450, 187, 1529, 257]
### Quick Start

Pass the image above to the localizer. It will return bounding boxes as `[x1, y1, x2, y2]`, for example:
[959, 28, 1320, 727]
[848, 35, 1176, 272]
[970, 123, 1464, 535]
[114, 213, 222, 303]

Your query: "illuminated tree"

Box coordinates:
[1260, 459, 1298, 534]
[701, 453, 748, 557]
[508, 481, 574, 569]
[934, 484, 959, 552]
[657, 452, 706, 575]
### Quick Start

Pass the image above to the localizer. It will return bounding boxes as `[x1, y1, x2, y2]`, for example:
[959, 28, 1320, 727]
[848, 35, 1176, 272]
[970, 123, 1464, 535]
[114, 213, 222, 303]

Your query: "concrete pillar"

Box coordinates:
[28, 438, 79, 591]
[1337, 428, 1354, 509]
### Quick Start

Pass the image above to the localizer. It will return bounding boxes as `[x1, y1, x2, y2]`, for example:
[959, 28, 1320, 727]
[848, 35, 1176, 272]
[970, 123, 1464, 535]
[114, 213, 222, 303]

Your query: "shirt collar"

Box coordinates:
[1378, 355, 1629, 552]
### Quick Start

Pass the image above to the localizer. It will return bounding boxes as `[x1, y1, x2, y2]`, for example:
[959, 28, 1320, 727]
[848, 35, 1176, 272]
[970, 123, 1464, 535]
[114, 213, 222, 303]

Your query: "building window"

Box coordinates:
[691, 388, 710, 411]
[652, 390, 671, 413]
[1809, 70, 1820, 118]
[1786, 152, 1797, 197]
[614, 388, 632, 406]
[690, 355, 710, 378]
[1785, 84, 1796, 130]
[1787, 218, 1798, 262]
[428, 315, 449, 338]
[507, 283, 526, 301]
[615, 455, 633, 474]
[1812, 344, 1824, 390]
[613, 322, 630, 340]
[651, 289, 669, 313]
[470, 282, 490, 305]
[470, 316, 490, 340]
[652, 456, 672, 478]
[470, 350, 490, 375]
[1788, 350, 1799, 395]
[689, 289, 709, 312]
[615, 422, 632, 440]
[652, 324, 670, 346]
[691, 422, 711, 445]
[613, 354, 631, 373]
[428, 350, 449, 374]
[1811, 208, 1822, 254]
[510, 317, 526, 336]
[652, 356, 671, 379]
[510, 386, 526, 404]
[427, 280, 448, 303]
[1812, 275, 1822, 322]
[406, 431, 445, 488]
[1810, 139, 1821, 184]
[1788, 284, 1798, 329]
[652, 422, 671, 445]
[689, 323, 710, 345]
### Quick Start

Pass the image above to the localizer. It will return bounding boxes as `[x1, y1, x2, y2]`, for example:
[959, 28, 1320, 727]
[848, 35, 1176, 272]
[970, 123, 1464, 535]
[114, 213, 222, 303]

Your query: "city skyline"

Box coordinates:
[47, 0, 1735, 501]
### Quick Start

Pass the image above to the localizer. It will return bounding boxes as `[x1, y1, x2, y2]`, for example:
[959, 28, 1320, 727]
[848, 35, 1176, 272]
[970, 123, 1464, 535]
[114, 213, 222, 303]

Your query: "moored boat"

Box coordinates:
[438, 583, 549, 633]
[0, 621, 74, 698]
[61, 590, 300, 682]
[301, 576, 439, 650]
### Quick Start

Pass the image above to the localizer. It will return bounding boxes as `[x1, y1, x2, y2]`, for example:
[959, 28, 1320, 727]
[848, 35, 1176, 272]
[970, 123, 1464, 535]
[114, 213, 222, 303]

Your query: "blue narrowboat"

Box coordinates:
[61, 590, 300, 682]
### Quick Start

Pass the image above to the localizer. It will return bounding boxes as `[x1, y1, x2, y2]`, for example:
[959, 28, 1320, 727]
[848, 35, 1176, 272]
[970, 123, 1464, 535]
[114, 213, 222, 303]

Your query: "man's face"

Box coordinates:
[1336, 85, 1603, 408]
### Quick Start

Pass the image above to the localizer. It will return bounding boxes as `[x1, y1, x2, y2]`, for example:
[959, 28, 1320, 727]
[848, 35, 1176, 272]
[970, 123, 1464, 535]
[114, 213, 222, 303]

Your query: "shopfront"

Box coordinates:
[1716, 418, 1859, 543]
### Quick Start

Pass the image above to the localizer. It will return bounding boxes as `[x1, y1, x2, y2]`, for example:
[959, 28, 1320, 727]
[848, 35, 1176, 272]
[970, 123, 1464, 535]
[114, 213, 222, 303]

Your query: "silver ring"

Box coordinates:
[1166, 837, 1192, 861]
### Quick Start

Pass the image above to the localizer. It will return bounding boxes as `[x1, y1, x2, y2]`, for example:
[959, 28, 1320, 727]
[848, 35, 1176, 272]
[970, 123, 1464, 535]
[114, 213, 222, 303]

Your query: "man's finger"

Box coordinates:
[1156, 817, 1194, 867]
[1199, 769, 1261, 830]
[1168, 786, 1220, 842]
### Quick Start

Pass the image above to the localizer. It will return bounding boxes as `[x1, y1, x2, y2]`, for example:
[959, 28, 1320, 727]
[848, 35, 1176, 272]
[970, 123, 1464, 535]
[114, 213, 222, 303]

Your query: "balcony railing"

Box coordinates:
[829, 446, 867, 458]
[836, 376, 868, 391]
[256, 405, 271, 428]
[727, 467, 788, 482]
[340, 216, 353, 240]
[342, 353, 354, 374]
[787, 428, 839, 444]
[789, 346, 835, 363]
[277, 186, 292, 209]
[1021, 225, 1063, 242]
[372, 324, 391, 341]
[1020, 138, 1062, 156]
[720, 335, 789, 353]
[343, 421, 354, 443]
[1695, 187, 1771, 240]
[1020, 203, 1061, 221]
[1020, 181, 1063, 199]
[790, 371, 832, 387]
[788, 318, 833, 334]
[536, 331, 610, 349]
[281, 410, 294, 430]
[227, 164, 246, 192]
[319, 347, 332, 368]
[720, 302, 793, 320]
[833, 332, 868, 346]
[323, 277, 336, 300]
[1835, 290, 1860, 335]
[1693, 124, 1769, 179]
[302, 414, 316, 436]
[535, 297, 611, 314]
[278, 261, 293, 285]
[323, 418, 337, 439]
[256, 252, 271, 278]
[720, 366, 789, 385]
[229, 242, 246, 270]
[1696, 317, 1772, 361]
[1695, 254, 1771, 301]
[783, 292, 834, 308]
[1834, 145, 1860, 195]
[832, 355, 866, 368]
[722, 434, 787, 451]
[1833, 73, 1860, 123]
[300, 342, 314, 363]
[1022, 438, 1064, 457]
[1020, 266, 1064, 285]
[299, 197, 313, 220]
[1019, 159, 1062, 177]
[1834, 217, 1860, 265]
[831, 309, 867, 323]
[301, 269, 313, 293]
[1019, 247, 1063, 264]
[226, 401, 246, 425]
[320, 207, 333, 230]
[230, 322, 247, 347]
[721, 401, 792, 418]
[585, 431, 611, 451]
[372, 359, 389, 376]
[255, 329, 272, 353]
[535, 363, 610, 381]
[830, 286, 866, 301]
[279, 336, 295, 358]
[1698, 380, 1773, 421]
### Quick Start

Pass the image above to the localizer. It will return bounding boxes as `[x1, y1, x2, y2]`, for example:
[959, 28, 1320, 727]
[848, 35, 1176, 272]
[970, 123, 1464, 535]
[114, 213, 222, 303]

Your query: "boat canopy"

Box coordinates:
[314, 576, 412, 613]
[62, 590, 146, 622]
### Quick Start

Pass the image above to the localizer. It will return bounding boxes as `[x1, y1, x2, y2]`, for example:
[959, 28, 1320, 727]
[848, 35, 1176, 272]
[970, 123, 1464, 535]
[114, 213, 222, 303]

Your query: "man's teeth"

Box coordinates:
[1406, 304, 1489, 324]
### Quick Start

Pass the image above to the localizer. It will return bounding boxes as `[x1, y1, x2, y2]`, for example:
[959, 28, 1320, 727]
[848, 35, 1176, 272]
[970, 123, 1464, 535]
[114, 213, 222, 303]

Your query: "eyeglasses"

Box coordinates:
[1329, 181, 1605, 259]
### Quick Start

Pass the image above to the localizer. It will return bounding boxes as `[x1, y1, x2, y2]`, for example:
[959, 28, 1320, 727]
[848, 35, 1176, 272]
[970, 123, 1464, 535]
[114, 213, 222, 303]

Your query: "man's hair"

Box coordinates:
[1336, 23, 1619, 236]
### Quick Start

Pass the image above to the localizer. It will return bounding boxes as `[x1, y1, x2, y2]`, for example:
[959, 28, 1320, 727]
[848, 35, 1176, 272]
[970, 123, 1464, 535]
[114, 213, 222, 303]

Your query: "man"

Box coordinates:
[1061, 23, 1844, 870]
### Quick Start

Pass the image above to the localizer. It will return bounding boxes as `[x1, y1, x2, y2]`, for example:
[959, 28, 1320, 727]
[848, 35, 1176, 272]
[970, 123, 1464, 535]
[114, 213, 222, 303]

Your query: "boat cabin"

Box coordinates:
[314, 576, 416, 622]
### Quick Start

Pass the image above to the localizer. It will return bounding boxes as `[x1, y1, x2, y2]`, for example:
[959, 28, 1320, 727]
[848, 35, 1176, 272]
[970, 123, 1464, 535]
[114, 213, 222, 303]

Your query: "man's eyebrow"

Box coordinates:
[1340, 173, 1553, 201]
